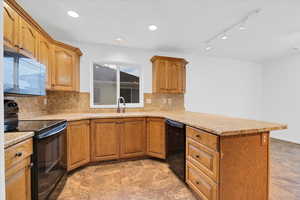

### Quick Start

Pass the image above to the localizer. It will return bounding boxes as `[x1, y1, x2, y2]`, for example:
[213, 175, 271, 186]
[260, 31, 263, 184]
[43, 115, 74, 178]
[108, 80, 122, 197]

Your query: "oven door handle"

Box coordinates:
[36, 123, 67, 139]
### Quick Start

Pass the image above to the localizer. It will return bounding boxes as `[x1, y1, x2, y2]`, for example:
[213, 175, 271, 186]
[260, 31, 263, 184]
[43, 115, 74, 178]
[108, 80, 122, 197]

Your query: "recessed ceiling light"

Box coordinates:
[239, 24, 246, 31]
[205, 45, 213, 51]
[148, 25, 158, 31]
[68, 11, 79, 18]
[221, 34, 228, 40]
[115, 37, 123, 42]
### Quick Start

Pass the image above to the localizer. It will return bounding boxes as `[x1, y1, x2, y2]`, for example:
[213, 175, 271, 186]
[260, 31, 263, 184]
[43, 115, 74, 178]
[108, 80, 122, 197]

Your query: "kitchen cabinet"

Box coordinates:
[146, 118, 166, 159]
[151, 56, 188, 94]
[51, 45, 80, 91]
[91, 119, 120, 161]
[186, 126, 270, 200]
[3, 2, 19, 50]
[120, 118, 146, 158]
[18, 17, 38, 59]
[5, 139, 33, 200]
[67, 120, 90, 171]
[3, 0, 82, 92]
[38, 35, 52, 89]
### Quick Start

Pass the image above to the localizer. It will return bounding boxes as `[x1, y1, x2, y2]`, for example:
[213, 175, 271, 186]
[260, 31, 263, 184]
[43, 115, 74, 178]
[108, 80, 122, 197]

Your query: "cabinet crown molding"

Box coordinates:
[151, 56, 189, 65]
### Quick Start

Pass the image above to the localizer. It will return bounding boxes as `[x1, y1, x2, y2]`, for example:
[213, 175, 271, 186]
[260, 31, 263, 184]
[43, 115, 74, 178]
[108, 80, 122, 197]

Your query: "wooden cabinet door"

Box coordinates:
[52, 46, 75, 91]
[38, 35, 52, 89]
[167, 61, 180, 92]
[91, 119, 120, 161]
[3, 2, 19, 50]
[146, 118, 166, 159]
[18, 17, 38, 59]
[67, 120, 90, 171]
[5, 158, 31, 200]
[156, 60, 169, 92]
[120, 118, 146, 158]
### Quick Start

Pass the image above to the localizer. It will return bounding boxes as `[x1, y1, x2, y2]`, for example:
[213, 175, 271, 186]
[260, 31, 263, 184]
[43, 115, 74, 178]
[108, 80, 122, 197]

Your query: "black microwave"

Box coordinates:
[4, 48, 46, 96]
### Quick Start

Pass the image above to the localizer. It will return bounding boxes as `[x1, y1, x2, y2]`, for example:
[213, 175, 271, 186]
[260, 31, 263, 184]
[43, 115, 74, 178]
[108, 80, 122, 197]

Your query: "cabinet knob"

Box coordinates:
[28, 163, 34, 168]
[15, 152, 23, 157]
[196, 181, 200, 185]
[196, 134, 201, 139]
[195, 155, 200, 158]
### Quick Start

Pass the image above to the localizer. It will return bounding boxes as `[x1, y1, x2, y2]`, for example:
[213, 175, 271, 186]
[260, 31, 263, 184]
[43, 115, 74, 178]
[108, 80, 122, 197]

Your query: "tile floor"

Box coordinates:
[53, 139, 300, 200]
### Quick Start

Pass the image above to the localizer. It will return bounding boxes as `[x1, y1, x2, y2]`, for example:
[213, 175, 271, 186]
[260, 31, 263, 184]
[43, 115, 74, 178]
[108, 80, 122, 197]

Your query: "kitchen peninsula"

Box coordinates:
[14, 111, 286, 200]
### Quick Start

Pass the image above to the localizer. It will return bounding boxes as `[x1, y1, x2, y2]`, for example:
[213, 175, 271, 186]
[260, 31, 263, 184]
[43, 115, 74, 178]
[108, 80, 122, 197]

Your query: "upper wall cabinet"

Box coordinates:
[18, 17, 38, 59]
[3, 2, 19, 50]
[38, 35, 52, 89]
[151, 56, 188, 94]
[3, 0, 82, 92]
[52, 45, 80, 91]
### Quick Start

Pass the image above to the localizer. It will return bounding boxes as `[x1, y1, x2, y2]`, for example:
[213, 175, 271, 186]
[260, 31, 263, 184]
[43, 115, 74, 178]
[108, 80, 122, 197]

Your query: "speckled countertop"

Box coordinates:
[24, 111, 287, 136]
[4, 132, 34, 149]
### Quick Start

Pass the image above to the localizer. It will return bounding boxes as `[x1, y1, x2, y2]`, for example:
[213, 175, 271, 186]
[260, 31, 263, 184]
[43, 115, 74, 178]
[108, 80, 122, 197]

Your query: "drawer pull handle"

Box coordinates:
[196, 134, 201, 139]
[15, 152, 23, 157]
[196, 181, 200, 185]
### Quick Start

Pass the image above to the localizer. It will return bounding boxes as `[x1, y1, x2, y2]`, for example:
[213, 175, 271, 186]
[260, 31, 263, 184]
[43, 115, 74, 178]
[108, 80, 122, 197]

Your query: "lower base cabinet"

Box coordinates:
[146, 118, 166, 159]
[91, 119, 121, 161]
[120, 118, 146, 158]
[186, 126, 270, 200]
[5, 139, 33, 200]
[67, 120, 90, 171]
[91, 118, 147, 162]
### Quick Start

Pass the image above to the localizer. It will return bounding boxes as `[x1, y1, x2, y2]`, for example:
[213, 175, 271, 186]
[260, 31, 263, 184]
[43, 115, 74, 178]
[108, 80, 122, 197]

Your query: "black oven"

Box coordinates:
[32, 121, 67, 200]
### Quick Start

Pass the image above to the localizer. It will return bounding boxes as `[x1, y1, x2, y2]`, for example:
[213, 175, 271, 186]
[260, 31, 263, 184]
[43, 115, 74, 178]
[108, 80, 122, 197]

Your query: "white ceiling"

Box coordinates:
[17, 0, 300, 62]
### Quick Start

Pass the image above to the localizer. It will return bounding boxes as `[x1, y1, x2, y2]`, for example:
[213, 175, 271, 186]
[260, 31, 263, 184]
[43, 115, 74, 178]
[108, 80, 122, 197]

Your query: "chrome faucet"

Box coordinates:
[117, 97, 126, 113]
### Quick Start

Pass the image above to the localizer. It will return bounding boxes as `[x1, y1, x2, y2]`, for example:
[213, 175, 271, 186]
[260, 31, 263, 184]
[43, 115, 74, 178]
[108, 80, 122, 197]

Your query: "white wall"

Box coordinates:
[262, 55, 299, 144]
[0, 2, 6, 199]
[66, 41, 263, 120]
[185, 55, 263, 119]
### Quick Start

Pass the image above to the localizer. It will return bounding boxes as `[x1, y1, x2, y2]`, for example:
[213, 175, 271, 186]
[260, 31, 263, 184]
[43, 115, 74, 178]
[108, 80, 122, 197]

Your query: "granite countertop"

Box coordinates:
[4, 131, 34, 149]
[25, 111, 287, 136]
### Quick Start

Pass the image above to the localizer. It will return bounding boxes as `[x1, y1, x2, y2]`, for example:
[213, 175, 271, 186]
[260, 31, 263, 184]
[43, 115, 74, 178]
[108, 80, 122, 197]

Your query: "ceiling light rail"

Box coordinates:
[204, 9, 261, 51]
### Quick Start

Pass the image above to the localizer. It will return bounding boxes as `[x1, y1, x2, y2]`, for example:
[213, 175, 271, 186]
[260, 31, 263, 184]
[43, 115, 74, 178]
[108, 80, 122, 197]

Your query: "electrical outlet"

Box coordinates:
[44, 98, 47, 105]
[168, 98, 172, 105]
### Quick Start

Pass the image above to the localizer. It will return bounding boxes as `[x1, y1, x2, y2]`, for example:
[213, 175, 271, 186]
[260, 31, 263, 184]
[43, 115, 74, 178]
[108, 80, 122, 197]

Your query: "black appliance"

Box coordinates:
[7, 120, 67, 200]
[166, 119, 186, 182]
[4, 99, 19, 132]
[4, 46, 46, 96]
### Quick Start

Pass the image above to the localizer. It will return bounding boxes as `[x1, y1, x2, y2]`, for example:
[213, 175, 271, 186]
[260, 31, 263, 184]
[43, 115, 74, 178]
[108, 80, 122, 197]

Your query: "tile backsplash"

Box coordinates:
[5, 91, 185, 118]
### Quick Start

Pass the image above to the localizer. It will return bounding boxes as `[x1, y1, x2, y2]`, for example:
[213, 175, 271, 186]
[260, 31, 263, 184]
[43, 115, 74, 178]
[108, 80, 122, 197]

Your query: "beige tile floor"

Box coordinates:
[53, 139, 300, 200]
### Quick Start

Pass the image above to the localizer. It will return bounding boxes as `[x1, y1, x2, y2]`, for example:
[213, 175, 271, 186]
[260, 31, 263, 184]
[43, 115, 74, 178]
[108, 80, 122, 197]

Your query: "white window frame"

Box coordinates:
[90, 62, 144, 108]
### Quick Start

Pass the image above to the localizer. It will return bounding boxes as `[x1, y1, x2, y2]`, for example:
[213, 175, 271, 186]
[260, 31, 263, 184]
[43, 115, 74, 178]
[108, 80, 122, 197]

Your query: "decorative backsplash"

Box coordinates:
[5, 91, 185, 118]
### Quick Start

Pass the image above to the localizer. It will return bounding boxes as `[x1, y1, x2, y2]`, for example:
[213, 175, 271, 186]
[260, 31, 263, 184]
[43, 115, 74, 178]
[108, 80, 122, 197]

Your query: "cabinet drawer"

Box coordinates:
[187, 126, 218, 151]
[5, 139, 33, 170]
[186, 161, 218, 200]
[186, 138, 219, 182]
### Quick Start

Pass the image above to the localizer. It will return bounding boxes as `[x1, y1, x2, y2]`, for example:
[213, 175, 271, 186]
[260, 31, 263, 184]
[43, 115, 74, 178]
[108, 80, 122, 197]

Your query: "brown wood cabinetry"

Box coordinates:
[5, 139, 33, 200]
[91, 119, 121, 161]
[146, 118, 166, 159]
[67, 120, 90, 171]
[18, 17, 38, 59]
[38, 35, 52, 89]
[3, 0, 82, 92]
[120, 118, 146, 158]
[52, 45, 79, 91]
[186, 126, 270, 200]
[3, 2, 19, 50]
[151, 56, 188, 94]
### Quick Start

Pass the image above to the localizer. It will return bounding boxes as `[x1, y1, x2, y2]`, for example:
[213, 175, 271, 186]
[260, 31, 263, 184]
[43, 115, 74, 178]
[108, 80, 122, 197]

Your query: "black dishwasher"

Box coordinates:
[166, 119, 186, 182]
